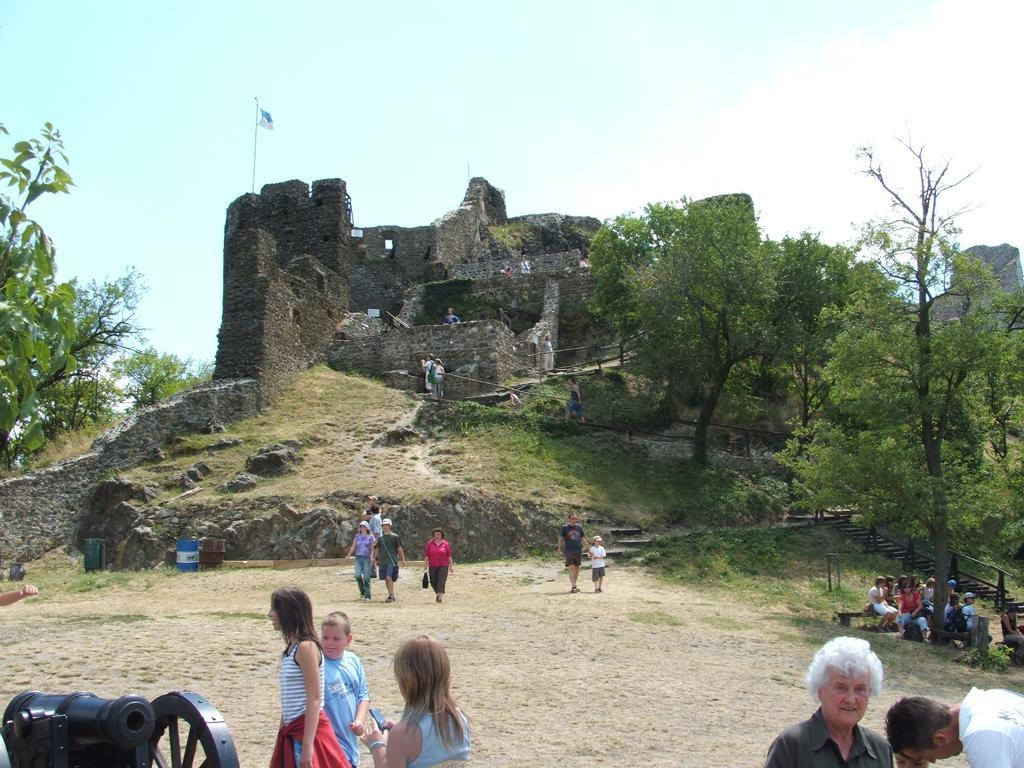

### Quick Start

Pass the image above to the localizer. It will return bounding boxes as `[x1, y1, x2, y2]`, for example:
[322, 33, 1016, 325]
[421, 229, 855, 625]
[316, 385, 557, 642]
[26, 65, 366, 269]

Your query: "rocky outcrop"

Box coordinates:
[0, 378, 261, 561]
[964, 243, 1023, 293]
[71, 489, 558, 568]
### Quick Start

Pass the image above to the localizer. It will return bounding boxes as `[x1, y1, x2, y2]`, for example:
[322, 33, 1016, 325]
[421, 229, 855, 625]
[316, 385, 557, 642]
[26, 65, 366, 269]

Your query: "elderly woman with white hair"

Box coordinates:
[764, 636, 893, 767]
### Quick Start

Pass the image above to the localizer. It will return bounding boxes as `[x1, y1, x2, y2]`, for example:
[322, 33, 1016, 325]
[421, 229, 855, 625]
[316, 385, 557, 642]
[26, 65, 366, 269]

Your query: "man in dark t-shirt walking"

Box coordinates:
[557, 512, 589, 593]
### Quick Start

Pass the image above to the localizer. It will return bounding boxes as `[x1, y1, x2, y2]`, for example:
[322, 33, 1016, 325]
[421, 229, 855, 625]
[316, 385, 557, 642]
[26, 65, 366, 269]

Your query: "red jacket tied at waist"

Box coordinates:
[270, 709, 350, 768]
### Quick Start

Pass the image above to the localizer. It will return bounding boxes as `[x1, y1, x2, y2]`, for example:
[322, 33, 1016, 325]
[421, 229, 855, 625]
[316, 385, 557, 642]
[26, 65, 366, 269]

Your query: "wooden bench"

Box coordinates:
[835, 609, 876, 627]
[930, 617, 991, 649]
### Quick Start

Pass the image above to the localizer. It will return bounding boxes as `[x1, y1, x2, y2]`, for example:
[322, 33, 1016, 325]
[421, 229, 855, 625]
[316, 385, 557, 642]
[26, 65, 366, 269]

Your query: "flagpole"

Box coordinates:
[252, 97, 259, 193]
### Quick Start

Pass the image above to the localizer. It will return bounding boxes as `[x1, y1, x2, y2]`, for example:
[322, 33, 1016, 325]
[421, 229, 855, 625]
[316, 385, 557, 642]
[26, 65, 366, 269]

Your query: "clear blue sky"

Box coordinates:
[3, 0, 1021, 363]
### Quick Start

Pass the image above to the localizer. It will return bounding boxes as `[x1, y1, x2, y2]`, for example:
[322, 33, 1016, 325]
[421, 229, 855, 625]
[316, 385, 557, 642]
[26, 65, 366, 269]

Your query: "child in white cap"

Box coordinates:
[589, 536, 607, 593]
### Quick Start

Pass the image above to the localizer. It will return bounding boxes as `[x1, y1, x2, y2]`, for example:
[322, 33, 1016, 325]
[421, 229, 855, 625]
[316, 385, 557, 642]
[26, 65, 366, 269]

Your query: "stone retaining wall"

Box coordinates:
[326, 320, 517, 398]
[448, 250, 583, 280]
[0, 379, 261, 561]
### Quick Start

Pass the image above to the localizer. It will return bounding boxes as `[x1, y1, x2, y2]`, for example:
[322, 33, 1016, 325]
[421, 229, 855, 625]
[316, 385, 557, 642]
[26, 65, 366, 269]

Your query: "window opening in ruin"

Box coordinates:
[316, 273, 326, 292]
[290, 307, 302, 324]
[384, 238, 394, 251]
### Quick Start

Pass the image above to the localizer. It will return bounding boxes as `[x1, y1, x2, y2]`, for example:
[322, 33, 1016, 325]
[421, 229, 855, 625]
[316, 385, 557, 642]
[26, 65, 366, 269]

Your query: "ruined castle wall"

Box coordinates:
[448, 250, 583, 279]
[325, 320, 516, 398]
[433, 206, 482, 267]
[214, 179, 351, 396]
[0, 379, 261, 561]
[349, 225, 442, 316]
[432, 178, 508, 268]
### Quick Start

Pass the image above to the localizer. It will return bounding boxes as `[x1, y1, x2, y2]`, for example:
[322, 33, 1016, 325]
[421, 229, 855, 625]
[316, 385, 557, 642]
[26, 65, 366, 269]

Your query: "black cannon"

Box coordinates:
[1, 691, 239, 768]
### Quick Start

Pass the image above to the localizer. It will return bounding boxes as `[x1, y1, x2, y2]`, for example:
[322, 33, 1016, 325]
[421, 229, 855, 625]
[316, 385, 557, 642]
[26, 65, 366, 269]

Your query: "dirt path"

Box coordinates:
[0, 559, 972, 767]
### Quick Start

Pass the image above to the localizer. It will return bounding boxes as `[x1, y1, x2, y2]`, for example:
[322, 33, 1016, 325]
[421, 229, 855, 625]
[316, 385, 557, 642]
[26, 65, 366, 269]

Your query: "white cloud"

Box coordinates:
[578, 0, 1024, 253]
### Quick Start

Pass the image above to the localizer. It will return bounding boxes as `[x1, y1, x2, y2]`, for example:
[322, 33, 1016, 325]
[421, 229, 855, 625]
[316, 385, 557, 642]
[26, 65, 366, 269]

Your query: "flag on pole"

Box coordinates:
[258, 109, 274, 130]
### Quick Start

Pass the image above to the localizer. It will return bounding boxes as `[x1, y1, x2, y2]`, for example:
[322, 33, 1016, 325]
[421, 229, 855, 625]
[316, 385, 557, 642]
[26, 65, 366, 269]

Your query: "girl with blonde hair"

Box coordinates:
[361, 636, 470, 767]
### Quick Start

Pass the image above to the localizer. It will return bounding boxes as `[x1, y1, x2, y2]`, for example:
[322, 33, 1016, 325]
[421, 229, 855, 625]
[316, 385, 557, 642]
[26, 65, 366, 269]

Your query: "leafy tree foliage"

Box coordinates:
[590, 195, 778, 463]
[772, 233, 857, 429]
[114, 347, 211, 412]
[782, 141, 1023, 619]
[0, 123, 77, 455]
[32, 271, 145, 443]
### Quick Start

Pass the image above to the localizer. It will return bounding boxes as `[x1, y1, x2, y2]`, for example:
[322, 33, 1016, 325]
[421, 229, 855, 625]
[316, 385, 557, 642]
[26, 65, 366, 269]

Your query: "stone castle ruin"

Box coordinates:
[214, 175, 608, 402]
[0, 177, 609, 562]
[1, 175, 1021, 565]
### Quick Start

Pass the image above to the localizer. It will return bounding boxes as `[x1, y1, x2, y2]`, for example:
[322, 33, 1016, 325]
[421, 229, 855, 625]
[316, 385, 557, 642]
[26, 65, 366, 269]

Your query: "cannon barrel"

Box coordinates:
[3, 691, 154, 751]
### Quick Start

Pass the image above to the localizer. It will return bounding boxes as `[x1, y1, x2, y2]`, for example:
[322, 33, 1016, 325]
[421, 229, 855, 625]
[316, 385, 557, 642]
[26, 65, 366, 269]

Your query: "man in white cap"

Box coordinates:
[374, 519, 406, 603]
[959, 592, 979, 629]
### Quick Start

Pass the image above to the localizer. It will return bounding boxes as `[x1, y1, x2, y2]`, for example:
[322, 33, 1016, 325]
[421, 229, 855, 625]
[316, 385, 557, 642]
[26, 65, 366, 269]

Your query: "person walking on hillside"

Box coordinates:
[431, 359, 445, 401]
[557, 512, 588, 593]
[375, 519, 406, 603]
[541, 334, 554, 372]
[566, 377, 585, 423]
[421, 356, 436, 396]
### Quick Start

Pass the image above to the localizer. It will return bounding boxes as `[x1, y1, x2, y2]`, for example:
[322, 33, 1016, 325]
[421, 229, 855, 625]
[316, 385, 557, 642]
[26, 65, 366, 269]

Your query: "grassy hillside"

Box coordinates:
[101, 367, 787, 531]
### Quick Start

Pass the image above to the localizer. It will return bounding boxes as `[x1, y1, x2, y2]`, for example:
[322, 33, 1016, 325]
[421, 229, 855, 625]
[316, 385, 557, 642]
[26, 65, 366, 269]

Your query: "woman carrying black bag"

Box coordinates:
[423, 528, 454, 604]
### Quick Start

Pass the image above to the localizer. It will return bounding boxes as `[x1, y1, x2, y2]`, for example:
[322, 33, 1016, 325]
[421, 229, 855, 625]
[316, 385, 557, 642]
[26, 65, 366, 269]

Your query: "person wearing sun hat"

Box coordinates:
[589, 535, 607, 593]
[346, 519, 376, 600]
[960, 592, 978, 630]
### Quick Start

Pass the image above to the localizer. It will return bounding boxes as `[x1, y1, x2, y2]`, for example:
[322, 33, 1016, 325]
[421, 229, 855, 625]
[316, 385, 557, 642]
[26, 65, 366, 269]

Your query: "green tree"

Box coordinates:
[115, 347, 211, 411]
[591, 194, 777, 463]
[32, 271, 145, 443]
[772, 233, 857, 429]
[0, 123, 77, 456]
[782, 141, 1016, 622]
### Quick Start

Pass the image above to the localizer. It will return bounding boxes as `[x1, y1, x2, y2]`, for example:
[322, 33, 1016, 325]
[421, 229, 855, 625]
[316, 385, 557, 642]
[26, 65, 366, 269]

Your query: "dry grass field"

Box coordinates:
[1, 552, 992, 768]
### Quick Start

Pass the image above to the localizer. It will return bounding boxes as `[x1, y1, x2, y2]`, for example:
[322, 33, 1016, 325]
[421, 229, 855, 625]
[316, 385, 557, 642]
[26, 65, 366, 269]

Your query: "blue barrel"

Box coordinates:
[176, 538, 200, 572]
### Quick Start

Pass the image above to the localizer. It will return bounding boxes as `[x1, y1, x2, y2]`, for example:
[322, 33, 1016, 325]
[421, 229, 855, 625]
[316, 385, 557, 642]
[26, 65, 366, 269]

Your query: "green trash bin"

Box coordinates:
[84, 538, 106, 571]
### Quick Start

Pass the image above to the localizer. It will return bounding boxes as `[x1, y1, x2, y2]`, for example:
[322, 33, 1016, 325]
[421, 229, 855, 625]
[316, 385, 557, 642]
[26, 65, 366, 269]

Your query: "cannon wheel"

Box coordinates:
[0, 730, 11, 768]
[148, 691, 239, 768]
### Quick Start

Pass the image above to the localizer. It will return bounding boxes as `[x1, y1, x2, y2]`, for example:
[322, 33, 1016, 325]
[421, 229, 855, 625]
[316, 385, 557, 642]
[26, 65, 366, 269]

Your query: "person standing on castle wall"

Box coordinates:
[443, 307, 461, 324]
[541, 334, 554, 372]
[431, 359, 445, 401]
[422, 356, 436, 396]
[520, 256, 532, 275]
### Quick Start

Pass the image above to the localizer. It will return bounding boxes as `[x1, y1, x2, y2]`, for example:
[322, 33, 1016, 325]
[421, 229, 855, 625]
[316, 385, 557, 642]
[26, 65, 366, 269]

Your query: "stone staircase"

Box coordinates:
[583, 522, 653, 560]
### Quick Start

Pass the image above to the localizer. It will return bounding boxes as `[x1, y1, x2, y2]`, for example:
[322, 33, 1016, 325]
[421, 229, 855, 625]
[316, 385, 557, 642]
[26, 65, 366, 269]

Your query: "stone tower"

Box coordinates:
[213, 179, 352, 396]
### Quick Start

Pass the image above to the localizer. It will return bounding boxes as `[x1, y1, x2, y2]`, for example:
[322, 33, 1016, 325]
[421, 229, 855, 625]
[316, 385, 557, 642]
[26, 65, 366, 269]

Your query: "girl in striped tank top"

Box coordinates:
[268, 587, 350, 768]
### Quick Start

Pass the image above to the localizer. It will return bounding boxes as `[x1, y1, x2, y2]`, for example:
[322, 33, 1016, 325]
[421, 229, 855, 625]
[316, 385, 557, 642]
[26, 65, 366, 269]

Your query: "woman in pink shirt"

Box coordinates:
[423, 528, 454, 604]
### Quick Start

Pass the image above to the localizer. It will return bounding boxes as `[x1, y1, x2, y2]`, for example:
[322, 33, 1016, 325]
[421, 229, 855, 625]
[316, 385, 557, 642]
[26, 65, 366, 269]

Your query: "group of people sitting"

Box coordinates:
[867, 574, 937, 637]
[866, 573, 1024, 662]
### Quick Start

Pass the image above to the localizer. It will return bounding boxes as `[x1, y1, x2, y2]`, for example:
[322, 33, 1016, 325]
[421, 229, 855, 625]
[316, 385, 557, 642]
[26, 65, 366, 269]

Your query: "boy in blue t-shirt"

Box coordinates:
[321, 611, 371, 766]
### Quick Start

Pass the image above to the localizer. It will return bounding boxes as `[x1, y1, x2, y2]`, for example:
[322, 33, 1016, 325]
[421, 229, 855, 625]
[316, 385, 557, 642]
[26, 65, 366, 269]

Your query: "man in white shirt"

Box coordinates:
[886, 688, 1024, 767]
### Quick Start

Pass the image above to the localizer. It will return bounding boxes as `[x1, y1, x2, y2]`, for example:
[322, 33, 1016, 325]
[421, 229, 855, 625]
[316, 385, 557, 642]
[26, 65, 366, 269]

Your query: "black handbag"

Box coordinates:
[422, 570, 430, 589]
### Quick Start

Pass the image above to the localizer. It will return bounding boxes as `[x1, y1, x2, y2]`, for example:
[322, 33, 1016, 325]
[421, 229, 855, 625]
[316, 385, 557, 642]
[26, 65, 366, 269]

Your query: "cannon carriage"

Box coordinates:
[1, 690, 239, 768]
